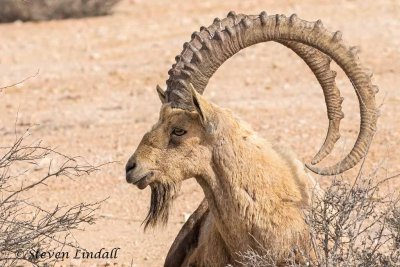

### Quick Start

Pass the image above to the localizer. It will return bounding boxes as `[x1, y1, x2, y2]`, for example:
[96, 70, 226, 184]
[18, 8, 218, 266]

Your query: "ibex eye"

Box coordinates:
[172, 128, 187, 136]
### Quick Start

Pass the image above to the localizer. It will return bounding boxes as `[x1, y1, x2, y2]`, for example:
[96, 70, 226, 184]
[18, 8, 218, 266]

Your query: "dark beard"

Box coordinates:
[143, 181, 178, 230]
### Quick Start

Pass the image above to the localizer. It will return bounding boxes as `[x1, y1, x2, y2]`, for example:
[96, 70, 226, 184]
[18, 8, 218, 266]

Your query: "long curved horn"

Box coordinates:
[164, 12, 378, 175]
[166, 13, 346, 165]
[163, 38, 344, 165]
[277, 40, 343, 164]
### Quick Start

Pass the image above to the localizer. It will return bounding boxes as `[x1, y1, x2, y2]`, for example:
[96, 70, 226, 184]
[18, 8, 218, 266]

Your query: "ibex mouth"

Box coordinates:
[127, 172, 154, 190]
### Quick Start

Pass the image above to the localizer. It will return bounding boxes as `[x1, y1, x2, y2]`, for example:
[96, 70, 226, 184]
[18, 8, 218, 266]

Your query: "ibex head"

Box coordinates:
[126, 85, 225, 228]
[126, 12, 379, 228]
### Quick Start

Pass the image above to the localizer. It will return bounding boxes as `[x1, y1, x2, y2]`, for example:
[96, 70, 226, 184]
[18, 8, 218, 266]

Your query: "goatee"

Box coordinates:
[143, 181, 179, 230]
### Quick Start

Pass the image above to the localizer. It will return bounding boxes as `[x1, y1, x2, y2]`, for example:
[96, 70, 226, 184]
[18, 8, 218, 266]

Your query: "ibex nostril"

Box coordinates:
[125, 162, 136, 174]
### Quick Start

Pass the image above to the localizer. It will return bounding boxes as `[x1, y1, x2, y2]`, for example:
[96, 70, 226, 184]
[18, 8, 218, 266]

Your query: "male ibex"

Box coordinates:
[125, 12, 379, 266]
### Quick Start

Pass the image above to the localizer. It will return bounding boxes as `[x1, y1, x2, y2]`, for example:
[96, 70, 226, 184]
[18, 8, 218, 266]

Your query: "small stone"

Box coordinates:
[90, 53, 101, 60]
[182, 212, 191, 223]
[33, 157, 52, 171]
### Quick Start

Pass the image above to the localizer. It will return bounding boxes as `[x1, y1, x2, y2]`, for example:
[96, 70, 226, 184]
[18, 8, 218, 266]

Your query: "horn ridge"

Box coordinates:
[165, 12, 378, 175]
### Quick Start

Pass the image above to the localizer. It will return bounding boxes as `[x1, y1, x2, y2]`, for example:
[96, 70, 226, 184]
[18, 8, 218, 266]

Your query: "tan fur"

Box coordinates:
[126, 90, 319, 266]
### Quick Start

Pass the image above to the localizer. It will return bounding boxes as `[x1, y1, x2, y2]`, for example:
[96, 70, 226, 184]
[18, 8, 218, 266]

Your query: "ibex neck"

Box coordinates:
[195, 132, 279, 251]
[195, 128, 312, 257]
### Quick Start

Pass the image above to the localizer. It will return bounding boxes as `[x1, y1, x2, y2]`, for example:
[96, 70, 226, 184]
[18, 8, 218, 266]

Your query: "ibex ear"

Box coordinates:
[156, 85, 167, 104]
[189, 84, 217, 133]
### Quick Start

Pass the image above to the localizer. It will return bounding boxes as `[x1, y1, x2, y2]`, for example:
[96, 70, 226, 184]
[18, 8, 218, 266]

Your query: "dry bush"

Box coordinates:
[230, 164, 400, 267]
[0, 127, 108, 266]
[0, 0, 121, 23]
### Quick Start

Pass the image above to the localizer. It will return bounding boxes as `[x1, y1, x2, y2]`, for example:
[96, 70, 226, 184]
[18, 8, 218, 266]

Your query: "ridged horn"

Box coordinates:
[164, 12, 378, 175]
[278, 40, 343, 165]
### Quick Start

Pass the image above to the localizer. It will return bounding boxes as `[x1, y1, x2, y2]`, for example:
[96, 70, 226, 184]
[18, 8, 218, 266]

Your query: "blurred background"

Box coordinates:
[0, 0, 399, 266]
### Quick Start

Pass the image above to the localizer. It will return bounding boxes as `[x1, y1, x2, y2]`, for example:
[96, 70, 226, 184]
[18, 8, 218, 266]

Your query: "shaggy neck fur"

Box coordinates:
[195, 109, 313, 261]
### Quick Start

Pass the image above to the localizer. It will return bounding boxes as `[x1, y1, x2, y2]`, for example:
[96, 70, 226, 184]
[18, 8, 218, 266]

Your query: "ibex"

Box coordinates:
[125, 12, 379, 266]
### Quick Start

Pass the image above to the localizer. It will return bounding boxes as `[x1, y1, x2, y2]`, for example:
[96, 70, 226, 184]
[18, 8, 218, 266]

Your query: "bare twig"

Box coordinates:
[234, 165, 400, 267]
[0, 70, 39, 92]
[0, 123, 111, 266]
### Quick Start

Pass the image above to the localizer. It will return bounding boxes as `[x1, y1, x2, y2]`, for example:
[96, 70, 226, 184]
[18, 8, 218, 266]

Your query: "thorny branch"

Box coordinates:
[232, 164, 400, 267]
[0, 126, 109, 266]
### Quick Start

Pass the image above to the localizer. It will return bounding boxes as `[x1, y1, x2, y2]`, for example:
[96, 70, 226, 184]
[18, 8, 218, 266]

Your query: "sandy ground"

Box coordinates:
[0, 0, 399, 266]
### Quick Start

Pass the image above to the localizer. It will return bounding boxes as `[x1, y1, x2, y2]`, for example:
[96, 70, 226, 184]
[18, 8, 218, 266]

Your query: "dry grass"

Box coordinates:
[0, 126, 108, 266]
[230, 164, 400, 267]
[0, 0, 121, 23]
